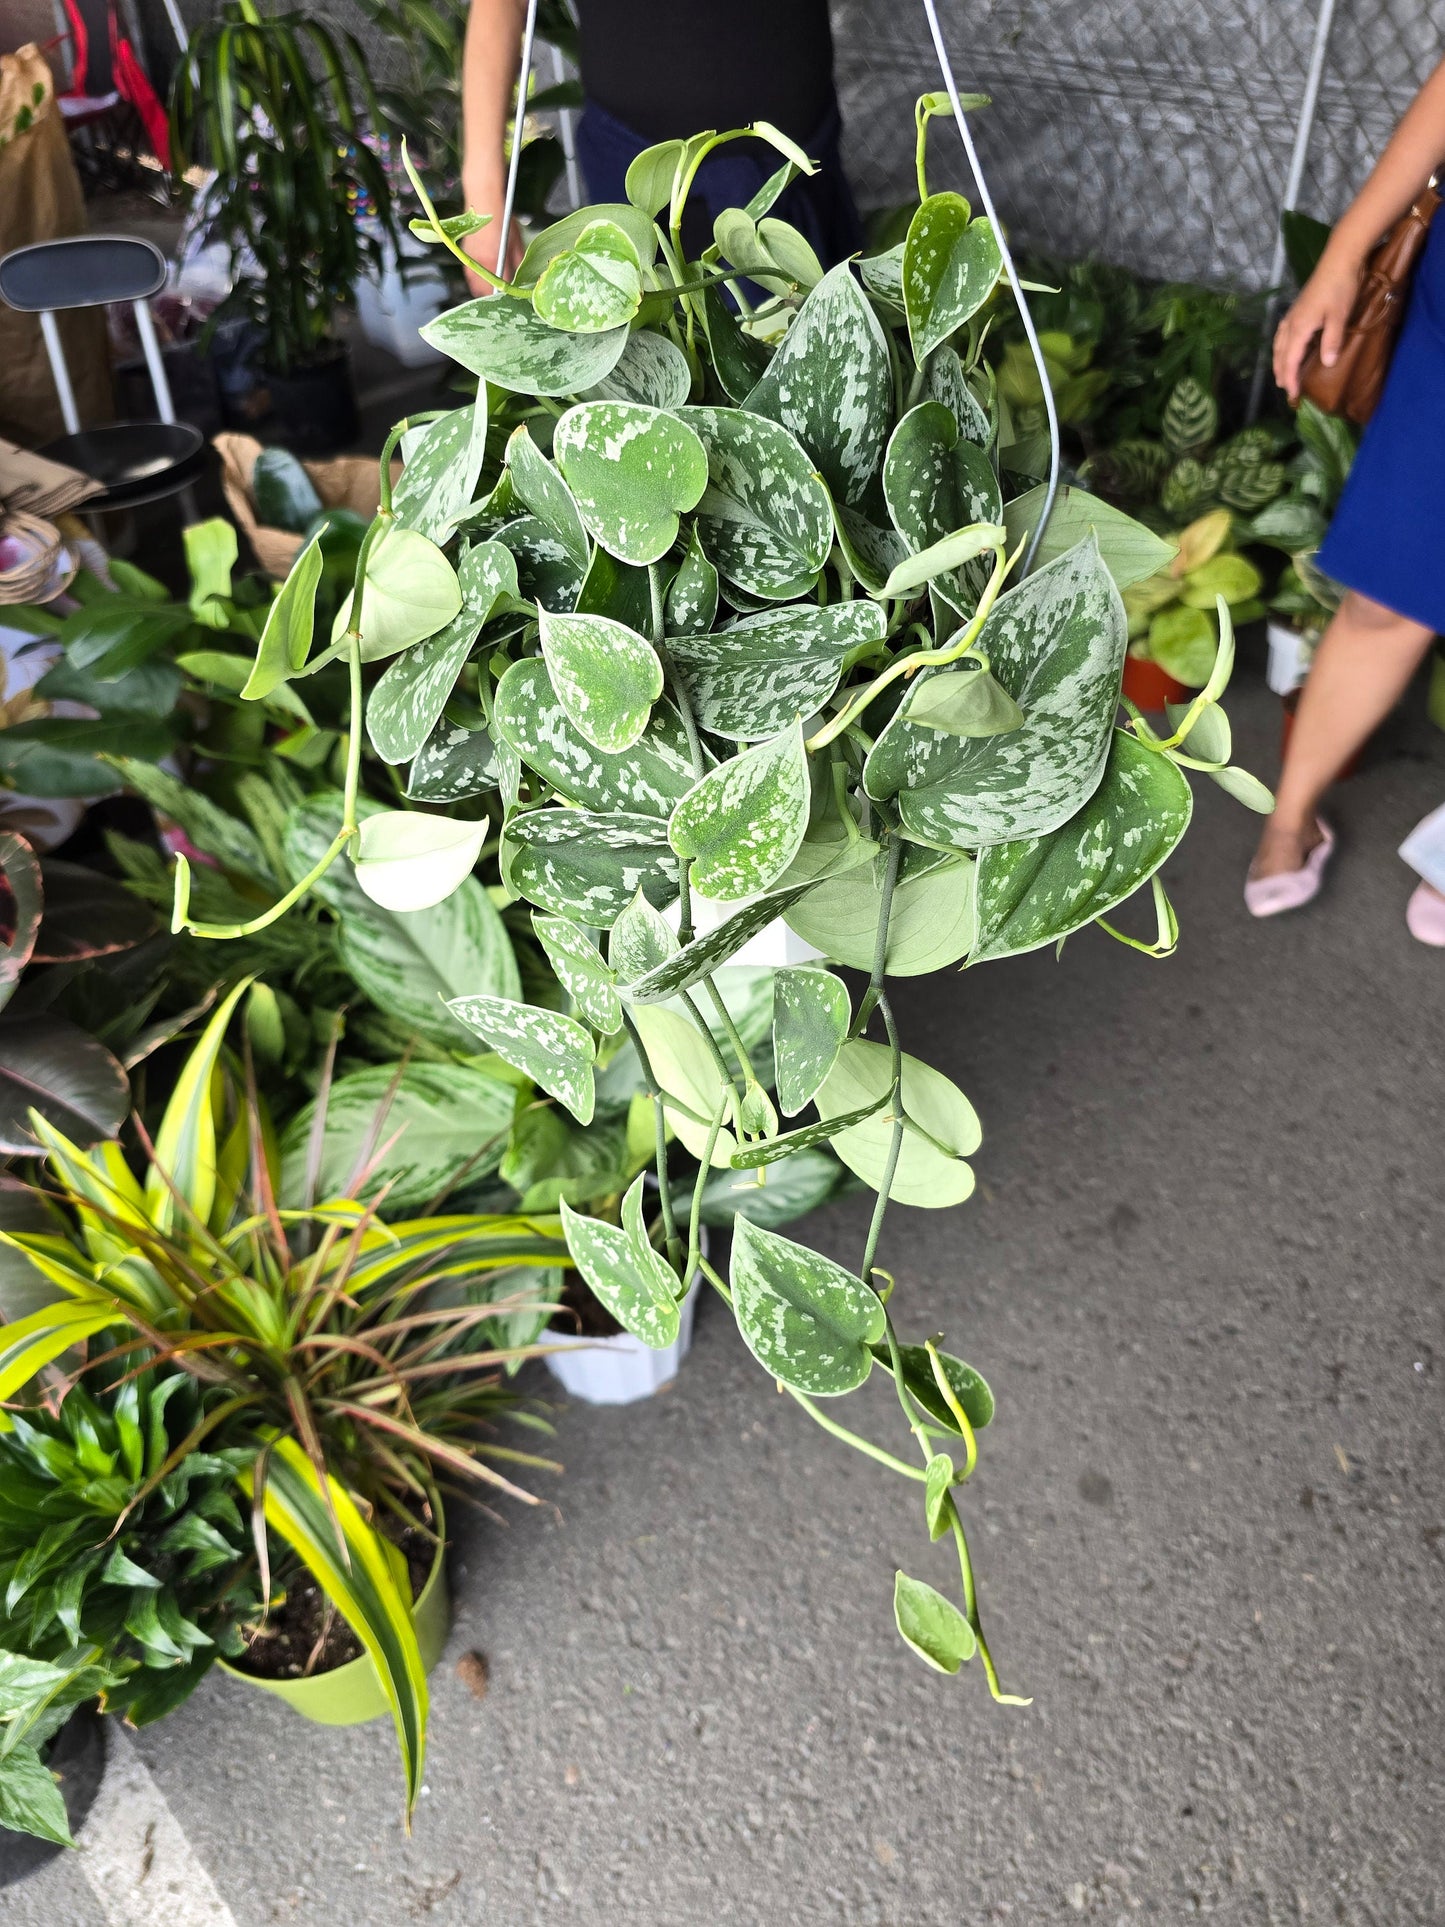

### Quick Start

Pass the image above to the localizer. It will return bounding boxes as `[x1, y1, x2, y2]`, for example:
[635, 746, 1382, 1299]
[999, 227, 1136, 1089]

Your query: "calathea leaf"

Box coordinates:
[533, 218, 644, 333]
[784, 843, 975, 976]
[494, 515, 586, 613]
[351, 812, 489, 912]
[581, 328, 692, 410]
[665, 601, 886, 740]
[665, 530, 719, 636]
[367, 541, 516, 764]
[608, 887, 678, 982]
[864, 536, 1126, 848]
[682, 406, 832, 600]
[621, 882, 816, 1003]
[971, 729, 1193, 963]
[392, 402, 487, 541]
[1003, 484, 1176, 592]
[553, 402, 708, 565]
[772, 967, 851, 1115]
[504, 424, 589, 564]
[492, 658, 696, 815]
[883, 400, 1003, 560]
[741, 262, 892, 505]
[532, 912, 623, 1032]
[627, 1004, 738, 1167]
[421, 297, 629, 397]
[669, 720, 811, 902]
[502, 808, 680, 926]
[446, 993, 597, 1124]
[815, 1038, 980, 1207]
[728, 1216, 883, 1396]
[329, 525, 462, 662]
[242, 530, 324, 699]
[538, 608, 662, 753]
[903, 193, 1003, 364]
[560, 1176, 681, 1347]
[893, 1571, 976, 1673]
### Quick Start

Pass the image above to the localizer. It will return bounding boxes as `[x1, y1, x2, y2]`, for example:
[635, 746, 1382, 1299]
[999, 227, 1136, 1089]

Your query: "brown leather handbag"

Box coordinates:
[1298, 177, 1441, 424]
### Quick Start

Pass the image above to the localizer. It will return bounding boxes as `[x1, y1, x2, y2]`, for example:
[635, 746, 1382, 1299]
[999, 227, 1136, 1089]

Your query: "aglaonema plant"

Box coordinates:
[161, 104, 1271, 1699]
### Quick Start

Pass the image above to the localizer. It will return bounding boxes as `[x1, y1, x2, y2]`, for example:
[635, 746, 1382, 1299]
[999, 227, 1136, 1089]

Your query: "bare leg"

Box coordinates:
[1251, 590, 1434, 878]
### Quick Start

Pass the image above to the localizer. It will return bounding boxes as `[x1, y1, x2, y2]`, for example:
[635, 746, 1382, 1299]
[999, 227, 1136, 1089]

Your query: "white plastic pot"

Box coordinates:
[1266, 620, 1313, 697]
[684, 892, 823, 967]
[544, 1272, 702, 1406]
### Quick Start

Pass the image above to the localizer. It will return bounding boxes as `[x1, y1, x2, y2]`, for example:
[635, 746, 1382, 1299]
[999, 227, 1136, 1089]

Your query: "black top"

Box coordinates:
[575, 0, 836, 143]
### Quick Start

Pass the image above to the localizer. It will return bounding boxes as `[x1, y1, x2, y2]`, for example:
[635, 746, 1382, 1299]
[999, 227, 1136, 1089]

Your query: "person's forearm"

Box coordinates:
[1327, 56, 1445, 266]
[461, 0, 526, 207]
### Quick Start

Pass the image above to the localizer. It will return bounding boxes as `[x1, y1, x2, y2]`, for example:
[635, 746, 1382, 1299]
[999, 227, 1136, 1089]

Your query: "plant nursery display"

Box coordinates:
[139, 108, 1270, 1717]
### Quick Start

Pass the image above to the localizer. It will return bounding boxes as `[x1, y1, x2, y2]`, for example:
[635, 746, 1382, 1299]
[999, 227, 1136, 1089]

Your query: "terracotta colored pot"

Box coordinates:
[1121, 654, 1188, 712]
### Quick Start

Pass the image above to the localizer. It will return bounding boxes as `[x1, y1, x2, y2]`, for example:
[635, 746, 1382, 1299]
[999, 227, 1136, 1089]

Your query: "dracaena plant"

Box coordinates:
[0, 984, 568, 1822]
[156, 102, 1271, 1698]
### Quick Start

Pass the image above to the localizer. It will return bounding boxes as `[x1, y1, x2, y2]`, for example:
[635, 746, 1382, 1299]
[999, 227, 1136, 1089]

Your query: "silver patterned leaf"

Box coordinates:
[863, 536, 1126, 848]
[741, 262, 892, 506]
[532, 218, 644, 333]
[446, 993, 596, 1124]
[665, 601, 886, 739]
[560, 1182, 682, 1348]
[664, 529, 719, 637]
[729, 1216, 884, 1397]
[923, 346, 992, 447]
[831, 500, 909, 598]
[492, 657, 696, 815]
[883, 400, 1003, 558]
[902, 194, 1003, 364]
[494, 515, 586, 612]
[621, 882, 815, 1003]
[607, 887, 678, 982]
[581, 328, 693, 409]
[772, 966, 851, 1115]
[532, 912, 623, 1033]
[366, 541, 516, 765]
[971, 730, 1193, 962]
[420, 297, 629, 397]
[553, 401, 709, 565]
[503, 807, 680, 926]
[391, 402, 488, 541]
[405, 715, 498, 802]
[668, 720, 810, 902]
[538, 608, 662, 753]
[504, 425, 589, 564]
[681, 406, 832, 601]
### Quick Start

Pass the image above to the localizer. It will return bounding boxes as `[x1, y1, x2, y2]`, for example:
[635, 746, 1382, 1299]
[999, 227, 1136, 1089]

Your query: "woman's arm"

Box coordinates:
[1276, 55, 1445, 400]
[460, 0, 528, 294]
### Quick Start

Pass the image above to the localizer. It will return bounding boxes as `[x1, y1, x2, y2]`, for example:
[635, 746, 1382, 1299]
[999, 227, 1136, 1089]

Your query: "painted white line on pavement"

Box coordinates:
[76, 1722, 238, 1927]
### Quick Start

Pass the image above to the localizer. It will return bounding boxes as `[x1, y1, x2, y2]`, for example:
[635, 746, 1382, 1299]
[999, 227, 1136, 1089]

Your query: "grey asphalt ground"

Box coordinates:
[5, 671, 1443, 1926]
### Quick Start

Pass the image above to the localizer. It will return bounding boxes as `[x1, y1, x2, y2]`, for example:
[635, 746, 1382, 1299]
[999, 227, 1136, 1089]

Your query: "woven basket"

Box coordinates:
[215, 432, 398, 579]
[0, 510, 73, 605]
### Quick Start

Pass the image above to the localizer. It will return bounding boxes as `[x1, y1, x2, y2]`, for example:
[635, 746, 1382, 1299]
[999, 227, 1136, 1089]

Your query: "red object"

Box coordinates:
[1121, 654, 1188, 713]
[57, 0, 170, 169]
[1281, 688, 1361, 781]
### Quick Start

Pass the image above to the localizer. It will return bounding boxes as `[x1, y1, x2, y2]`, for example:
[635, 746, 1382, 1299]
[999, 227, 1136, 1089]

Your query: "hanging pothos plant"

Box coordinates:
[167, 102, 1271, 1699]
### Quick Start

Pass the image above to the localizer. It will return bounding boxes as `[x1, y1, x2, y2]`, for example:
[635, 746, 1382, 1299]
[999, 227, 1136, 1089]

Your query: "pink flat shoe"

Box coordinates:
[1243, 819, 1336, 919]
[1406, 882, 1445, 946]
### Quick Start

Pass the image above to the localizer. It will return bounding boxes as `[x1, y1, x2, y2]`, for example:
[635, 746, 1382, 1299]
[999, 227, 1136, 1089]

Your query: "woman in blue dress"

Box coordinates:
[1249, 56, 1445, 940]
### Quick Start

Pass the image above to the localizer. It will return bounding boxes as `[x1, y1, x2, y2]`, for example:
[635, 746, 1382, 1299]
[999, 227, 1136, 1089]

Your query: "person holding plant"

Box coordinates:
[1250, 55, 1445, 940]
[460, 0, 861, 291]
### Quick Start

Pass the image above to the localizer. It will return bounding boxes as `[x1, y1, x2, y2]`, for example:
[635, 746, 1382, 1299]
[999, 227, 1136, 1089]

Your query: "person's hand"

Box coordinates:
[1274, 251, 1365, 403]
[460, 170, 526, 295]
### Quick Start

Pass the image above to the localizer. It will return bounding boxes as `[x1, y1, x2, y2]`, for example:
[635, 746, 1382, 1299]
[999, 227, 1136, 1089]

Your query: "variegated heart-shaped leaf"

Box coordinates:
[539, 609, 662, 753]
[532, 912, 623, 1033]
[533, 219, 644, 333]
[560, 1181, 682, 1348]
[682, 407, 832, 601]
[492, 658, 696, 815]
[503, 808, 680, 925]
[729, 1216, 884, 1396]
[421, 297, 629, 396]
[669, 720, 810, 902]
[553, 402, 708, 565]
[903, 193, 1003, 365]
[446, 993, 597, 1123]
[665, 601, 885, 740]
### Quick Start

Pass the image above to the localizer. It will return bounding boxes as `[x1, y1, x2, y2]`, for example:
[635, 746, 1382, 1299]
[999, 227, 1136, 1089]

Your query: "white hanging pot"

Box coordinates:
[544, 1252, 705, 1406]
[1265, 619, 1313, 696]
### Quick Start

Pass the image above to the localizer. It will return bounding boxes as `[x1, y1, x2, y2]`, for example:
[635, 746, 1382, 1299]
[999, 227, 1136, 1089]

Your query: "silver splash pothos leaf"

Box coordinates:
[538, 608, 662, 753]
[421, 296, 629, 396]
[504, 424, 589, 564]
[681, 406, 832, 601]
[902, 193, 1003, 365]
[532, 911, 623, 1032]
[581, 328, 693, 410]
[665, 600, 886, 739]
[560, 1177, 682, 1348]
[883, 399, 1003, 557]
[772, 966, 851, 1115]
[729, 1216, 884, 1397]
[492, 657, 696, 815]
[446, 993, 597, 1124]
[366, 540, 516, 765]
[553, 401, 708, 565]
[503, 807, 680, 926]
[668, 720, 811, 902]
[391, 401, 488, 541]
[405, 715, 498, 802]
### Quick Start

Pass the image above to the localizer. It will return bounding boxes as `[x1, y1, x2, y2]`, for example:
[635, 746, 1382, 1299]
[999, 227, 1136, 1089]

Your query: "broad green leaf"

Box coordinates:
[503, 808, 679, 926]
[925, 1453, 955, 1539]
[622, 883, 815, 1002]
[352, 812, 488, 912]
[421, 296, 629, 395]
[0, 1297, 120, 1404]
[971, 730, 1193, 962]
[784, 844, 975, 975]
[184, 516, 237, 615]
[533, 913, 623, 1032]
[279, 1062, 516, 1211]
[0, 1740, 75, 1846]
[251, 445, 323, 532]
[241, 531, 325, 700]
[924, 346, 992, 445]
[1209, 763, 1275, 813]
[883, 1342, 995, 1433]
[608, 888, 678, 981]
[0, 716, 176, 797]
[283, 795, 519, 1045]
[682, 406, 832, 600]
[669, 720, 810, 902]
[517, 203, 660, 280]
[581, 328, 692, 409]
[903, 663, 1025, 737]
[865, 537, 1126, 848]
[553, 402, 708, 565]
[534, 219, 644, 332]
[893, 1570, 976, 1673]
[627, 1004, 738, 1167]
[1003, 484, 1177, 592]
[447, 994, 596, 1125]
[772, 967, 850, 1115]
[625, 141, 685, 216]
[329, 525, 462, 662]
[539, 609, 662, 753]
[815, 1038, 978, 1207]
[367, 541, 516, 765]
[559, 1178, 680, 1347]
[883, 400, 1003, 562]
[248, 1439, 428, 1819]
[146, 979, 252, 1231]
[502, 1107, 634, 1217]
[878, 523, 1006, 600]
[392, 402, 487, 541]
[504, 424, 589, 564]
[666, 601, 885, 740]
[492, 659, 695, 815]
[0, 1017, 132, 1157]
[665, 530, 719, 636]
[575, 545, 652, 629]
[701, 284, 770, 404]
[742, 262, 891, 505]
[712, 209, 824, 296]
[903, 194, 1003, 364]
[729, 1216, 883, 1395]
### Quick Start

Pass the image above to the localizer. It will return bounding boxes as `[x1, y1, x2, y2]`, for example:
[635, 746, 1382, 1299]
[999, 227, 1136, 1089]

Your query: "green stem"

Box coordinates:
[703, 980, 756, 1092]
[786, 1391, 930, 1481]
[687, 1093, 730, 1282]
[859, 992, 905, 1287]
[681, 988, 740, 1096]
[854, 834, 902, 1035]
[947, 1504, 1027, 1704]
[621, 1011, 683, 1271]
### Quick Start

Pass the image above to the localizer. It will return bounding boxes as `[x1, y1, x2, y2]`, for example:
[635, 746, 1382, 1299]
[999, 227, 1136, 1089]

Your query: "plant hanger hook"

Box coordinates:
[919, 0, 1061, 573]
[500, 0, 542, 276]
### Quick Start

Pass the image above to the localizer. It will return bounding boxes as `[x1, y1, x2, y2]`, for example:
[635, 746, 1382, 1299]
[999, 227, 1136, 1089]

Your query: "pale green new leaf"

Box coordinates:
[894, 1570, 976, 1673]
[878, 524, 1006, 600]
[669, 720, 810, 902]
[352, 813, 488, 912]
[329, 526, 462, 662]
[815, 1038, 979, 1207]
[446, 995, 596, 1125]
[729, 1216, 884, 1396]
[367, 541, 516, 765]
[784, 844, 975, 975]
[627, 1004, 738, 1167]
[242, 531, 324, 700]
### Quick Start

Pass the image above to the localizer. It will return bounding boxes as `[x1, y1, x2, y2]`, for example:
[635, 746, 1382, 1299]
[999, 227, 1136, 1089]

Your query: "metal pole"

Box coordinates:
[499, 0, 541, 275]
[551, 43, 584, 210]
[39, 312, 81, 436]
[919, 0, 1060, 573]
[1247, 0, 1340, 419]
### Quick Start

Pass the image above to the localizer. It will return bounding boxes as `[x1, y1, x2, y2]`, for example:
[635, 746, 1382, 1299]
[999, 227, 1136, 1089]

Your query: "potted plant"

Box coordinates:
[149, 108, 1271, 1703]
[1121, 508, 1265, 708]
[170, 1, 400, 453]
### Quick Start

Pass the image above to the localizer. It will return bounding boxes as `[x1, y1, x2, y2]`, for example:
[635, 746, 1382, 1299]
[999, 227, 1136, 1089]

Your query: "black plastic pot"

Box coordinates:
[263, 343, 360, 456]
[0, 1706, 107, 1888]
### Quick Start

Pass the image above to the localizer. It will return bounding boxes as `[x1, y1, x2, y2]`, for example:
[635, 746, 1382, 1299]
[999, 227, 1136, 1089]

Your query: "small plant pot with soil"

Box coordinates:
[545, 1255, 705, 1407]
[218, 1492, 450, 1727]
